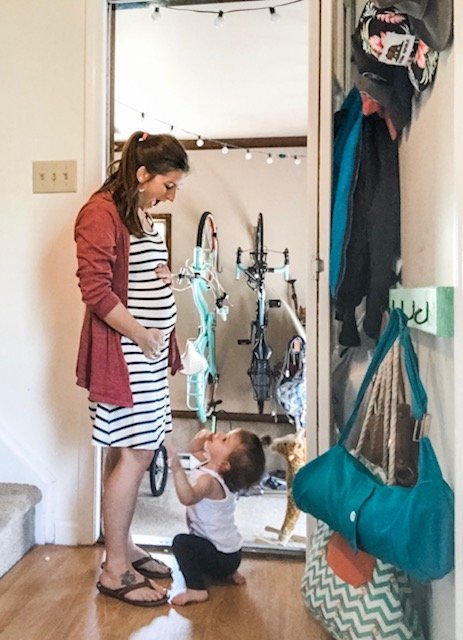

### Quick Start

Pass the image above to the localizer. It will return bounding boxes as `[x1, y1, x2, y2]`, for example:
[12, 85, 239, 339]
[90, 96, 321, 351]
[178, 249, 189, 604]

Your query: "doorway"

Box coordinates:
[105, 0, 311, 554]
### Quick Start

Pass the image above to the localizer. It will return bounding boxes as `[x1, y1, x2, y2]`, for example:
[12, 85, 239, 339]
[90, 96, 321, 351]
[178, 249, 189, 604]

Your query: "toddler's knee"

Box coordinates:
[172, 533, 189, 553]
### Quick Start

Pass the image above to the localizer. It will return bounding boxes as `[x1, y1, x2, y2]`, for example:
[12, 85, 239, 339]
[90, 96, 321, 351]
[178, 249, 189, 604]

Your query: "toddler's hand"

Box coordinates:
[165, 440, 181, 470]
[192, 429, 213, 448]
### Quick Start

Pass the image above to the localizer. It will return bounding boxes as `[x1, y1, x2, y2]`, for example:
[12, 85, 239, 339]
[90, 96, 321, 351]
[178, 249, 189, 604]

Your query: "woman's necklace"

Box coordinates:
[139, 209, 154, 232]
[144, 211, 154, 231]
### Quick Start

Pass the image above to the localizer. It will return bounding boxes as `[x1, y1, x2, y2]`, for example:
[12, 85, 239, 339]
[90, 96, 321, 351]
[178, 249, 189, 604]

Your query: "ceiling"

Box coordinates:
[113, 0, 309, 143]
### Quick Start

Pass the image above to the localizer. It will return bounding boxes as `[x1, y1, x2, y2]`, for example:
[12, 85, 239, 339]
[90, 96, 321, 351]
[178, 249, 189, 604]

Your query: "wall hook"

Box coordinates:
[413, 301, 429, 325]
[389, 286, 454, 337]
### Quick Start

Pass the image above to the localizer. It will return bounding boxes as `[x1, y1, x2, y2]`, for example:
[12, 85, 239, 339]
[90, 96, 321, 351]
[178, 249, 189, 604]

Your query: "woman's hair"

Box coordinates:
[98, 131, 189, 236]
[222, 430, 266, 493]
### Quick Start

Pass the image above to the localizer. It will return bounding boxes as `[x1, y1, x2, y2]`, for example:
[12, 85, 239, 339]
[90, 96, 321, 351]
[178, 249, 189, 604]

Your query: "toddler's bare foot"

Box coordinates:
[231, 570, 246, 585]
[171, 588, 209, 606]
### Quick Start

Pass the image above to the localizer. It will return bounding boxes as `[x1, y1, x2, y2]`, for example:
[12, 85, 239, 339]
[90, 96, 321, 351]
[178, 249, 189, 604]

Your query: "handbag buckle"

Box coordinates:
[412, 413, 431, 441]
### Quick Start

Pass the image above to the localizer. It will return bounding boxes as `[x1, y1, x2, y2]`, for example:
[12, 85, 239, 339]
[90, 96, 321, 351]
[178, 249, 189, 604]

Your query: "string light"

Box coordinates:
[109, 0, 303, 23]
[269, 7, 281, 22]
[214, 10, 224, 28]
[115, 100, 306, 163]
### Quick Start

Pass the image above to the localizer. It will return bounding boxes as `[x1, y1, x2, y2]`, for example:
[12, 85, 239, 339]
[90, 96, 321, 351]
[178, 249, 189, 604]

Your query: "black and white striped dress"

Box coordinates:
[91, 228, 176, 450]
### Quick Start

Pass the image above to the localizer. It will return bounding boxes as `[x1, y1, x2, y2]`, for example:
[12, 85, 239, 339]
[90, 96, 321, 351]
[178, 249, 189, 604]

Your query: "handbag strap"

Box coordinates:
[340, 309, 427, 447]
[354, 341, 399, 485]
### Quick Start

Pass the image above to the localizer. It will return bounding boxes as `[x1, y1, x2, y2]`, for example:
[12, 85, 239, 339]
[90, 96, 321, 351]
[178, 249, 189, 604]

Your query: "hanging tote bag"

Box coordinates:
[274, 335, 306, 427]
[301, 521, 425, 640]
[301, 416, 425, 640]
[293, 308, 454, 582]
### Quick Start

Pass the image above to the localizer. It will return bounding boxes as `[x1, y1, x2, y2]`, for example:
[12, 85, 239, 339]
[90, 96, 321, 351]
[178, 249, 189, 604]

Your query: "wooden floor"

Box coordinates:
[0, 545, 331, 640]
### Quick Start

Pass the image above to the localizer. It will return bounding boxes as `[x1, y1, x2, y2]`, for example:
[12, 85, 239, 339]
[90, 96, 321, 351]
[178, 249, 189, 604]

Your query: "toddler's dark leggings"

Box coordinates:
[172, 533, 241, 590]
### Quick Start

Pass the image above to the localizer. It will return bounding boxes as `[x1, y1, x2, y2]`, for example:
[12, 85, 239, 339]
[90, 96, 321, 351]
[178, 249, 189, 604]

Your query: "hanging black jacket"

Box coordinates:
[334, 113, 400, 346]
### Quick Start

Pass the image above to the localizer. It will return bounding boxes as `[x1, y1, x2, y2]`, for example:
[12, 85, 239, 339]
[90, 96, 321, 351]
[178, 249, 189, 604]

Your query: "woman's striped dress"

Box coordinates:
[91, 228, 176, 450]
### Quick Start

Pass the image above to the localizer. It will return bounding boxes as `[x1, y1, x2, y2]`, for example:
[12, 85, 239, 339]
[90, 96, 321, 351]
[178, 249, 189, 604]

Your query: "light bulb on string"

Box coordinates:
[214, 11, 224, 27]
[294, 155, 301, 165]
[266, 153, 274, 164]
[221, 145, 229, 155]
[151, 6, 160, 21]
[269, 7, 281, 23]
[245, 149, 252, 160]
[196, 136, 205, 147]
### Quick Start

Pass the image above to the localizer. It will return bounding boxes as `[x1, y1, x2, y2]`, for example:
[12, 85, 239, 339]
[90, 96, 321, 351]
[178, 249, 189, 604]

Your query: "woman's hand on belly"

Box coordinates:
[136, 327, 165, 360]
[155, 263, 172, 285]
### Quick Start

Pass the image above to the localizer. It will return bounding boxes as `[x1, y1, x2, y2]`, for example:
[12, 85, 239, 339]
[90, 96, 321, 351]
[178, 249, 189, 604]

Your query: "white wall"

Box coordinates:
[0, 0, 104, 545]
[399, 47, 455, 640]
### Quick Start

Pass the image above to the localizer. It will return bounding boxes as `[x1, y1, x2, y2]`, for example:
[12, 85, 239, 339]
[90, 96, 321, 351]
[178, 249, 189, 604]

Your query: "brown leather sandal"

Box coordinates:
[96, 577, 169, 607]
[132, 556, 173, 580]
[100, 557, 173, 579]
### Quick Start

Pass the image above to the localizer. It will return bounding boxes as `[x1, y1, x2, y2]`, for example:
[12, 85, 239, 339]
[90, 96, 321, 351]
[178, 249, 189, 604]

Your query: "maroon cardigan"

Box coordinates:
[74, 191, 181, 407]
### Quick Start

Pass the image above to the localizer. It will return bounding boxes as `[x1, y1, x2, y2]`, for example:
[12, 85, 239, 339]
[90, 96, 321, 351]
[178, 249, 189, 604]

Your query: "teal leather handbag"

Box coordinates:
[293, 309, 454, 582]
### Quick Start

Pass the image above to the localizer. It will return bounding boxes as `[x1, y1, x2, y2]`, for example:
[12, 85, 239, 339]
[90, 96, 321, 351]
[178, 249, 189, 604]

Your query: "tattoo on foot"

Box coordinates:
[121, 570, 137, 586]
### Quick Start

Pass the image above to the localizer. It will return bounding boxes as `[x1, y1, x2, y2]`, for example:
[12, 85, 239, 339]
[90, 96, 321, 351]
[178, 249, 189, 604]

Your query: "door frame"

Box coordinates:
[76, 0, 108, 545]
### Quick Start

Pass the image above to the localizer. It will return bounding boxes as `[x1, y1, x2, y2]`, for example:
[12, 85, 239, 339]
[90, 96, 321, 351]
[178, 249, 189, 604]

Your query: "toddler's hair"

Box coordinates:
[222, 430, 265, 493]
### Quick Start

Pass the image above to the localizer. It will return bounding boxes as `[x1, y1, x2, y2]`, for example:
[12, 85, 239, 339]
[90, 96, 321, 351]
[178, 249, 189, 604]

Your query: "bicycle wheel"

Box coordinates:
[255, 212, 264, 259]
[149, 445, 168, 497]
[196, 211, 218, 273]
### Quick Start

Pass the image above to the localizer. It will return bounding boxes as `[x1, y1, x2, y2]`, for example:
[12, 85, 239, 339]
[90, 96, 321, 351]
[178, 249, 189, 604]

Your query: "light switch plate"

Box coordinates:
[32, 160, 77, 193]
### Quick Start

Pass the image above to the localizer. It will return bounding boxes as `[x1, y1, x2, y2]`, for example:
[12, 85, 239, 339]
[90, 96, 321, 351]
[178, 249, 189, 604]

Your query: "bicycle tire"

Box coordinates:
[196, 211, 218, 272]
[193, 211, 221, 421]
[255, 212, 264, 260]
[149, 445, 168, 497]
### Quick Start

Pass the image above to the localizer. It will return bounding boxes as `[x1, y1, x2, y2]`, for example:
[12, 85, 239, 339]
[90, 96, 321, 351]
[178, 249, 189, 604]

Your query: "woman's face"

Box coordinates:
[138, 169, 186, 209]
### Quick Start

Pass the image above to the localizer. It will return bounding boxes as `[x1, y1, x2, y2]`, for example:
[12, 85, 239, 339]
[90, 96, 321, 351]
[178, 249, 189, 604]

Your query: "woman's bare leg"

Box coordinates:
[99, 448, 166, 603]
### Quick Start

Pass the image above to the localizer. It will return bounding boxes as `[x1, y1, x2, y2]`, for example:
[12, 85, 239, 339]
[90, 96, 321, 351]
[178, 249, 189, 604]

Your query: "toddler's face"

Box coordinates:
[204, 429, 243, 469]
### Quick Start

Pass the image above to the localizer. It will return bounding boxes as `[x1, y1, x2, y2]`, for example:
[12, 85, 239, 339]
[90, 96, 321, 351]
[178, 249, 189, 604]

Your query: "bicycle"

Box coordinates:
[173, 211, 228, 424]
[148, 212, 226, 495]
[235, 213, 290, 414]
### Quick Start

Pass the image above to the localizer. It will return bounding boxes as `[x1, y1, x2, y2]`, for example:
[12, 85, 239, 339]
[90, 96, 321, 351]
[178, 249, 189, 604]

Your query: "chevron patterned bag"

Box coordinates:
[301, 519, 425, 640]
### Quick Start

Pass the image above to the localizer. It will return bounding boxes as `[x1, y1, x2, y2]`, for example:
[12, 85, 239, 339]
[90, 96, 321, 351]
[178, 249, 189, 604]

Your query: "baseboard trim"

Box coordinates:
[172, 410, 290, 424]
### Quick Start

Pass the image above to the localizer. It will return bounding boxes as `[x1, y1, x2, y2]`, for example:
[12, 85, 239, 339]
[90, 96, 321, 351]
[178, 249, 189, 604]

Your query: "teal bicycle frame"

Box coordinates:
[176, 212, 228, 425]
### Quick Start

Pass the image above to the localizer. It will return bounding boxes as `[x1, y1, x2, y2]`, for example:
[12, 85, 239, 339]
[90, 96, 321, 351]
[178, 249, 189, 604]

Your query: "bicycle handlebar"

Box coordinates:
[235, 246, 290, 280]
[235, 260, 290, 283]
[173, 265, 229, 320]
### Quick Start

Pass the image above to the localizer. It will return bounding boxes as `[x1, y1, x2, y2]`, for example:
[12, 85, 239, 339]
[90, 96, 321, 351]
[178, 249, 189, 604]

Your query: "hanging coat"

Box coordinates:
[334, 113, 401, 346]
[330, 87, 363, 297]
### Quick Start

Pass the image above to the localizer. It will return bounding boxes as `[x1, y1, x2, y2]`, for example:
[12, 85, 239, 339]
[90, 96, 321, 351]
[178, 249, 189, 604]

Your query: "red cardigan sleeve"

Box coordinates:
[74, 196, 122, 320]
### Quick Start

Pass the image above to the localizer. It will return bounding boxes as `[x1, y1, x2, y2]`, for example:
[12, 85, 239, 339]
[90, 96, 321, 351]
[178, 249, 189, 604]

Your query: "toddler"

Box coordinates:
[167, 428, 265, 605]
